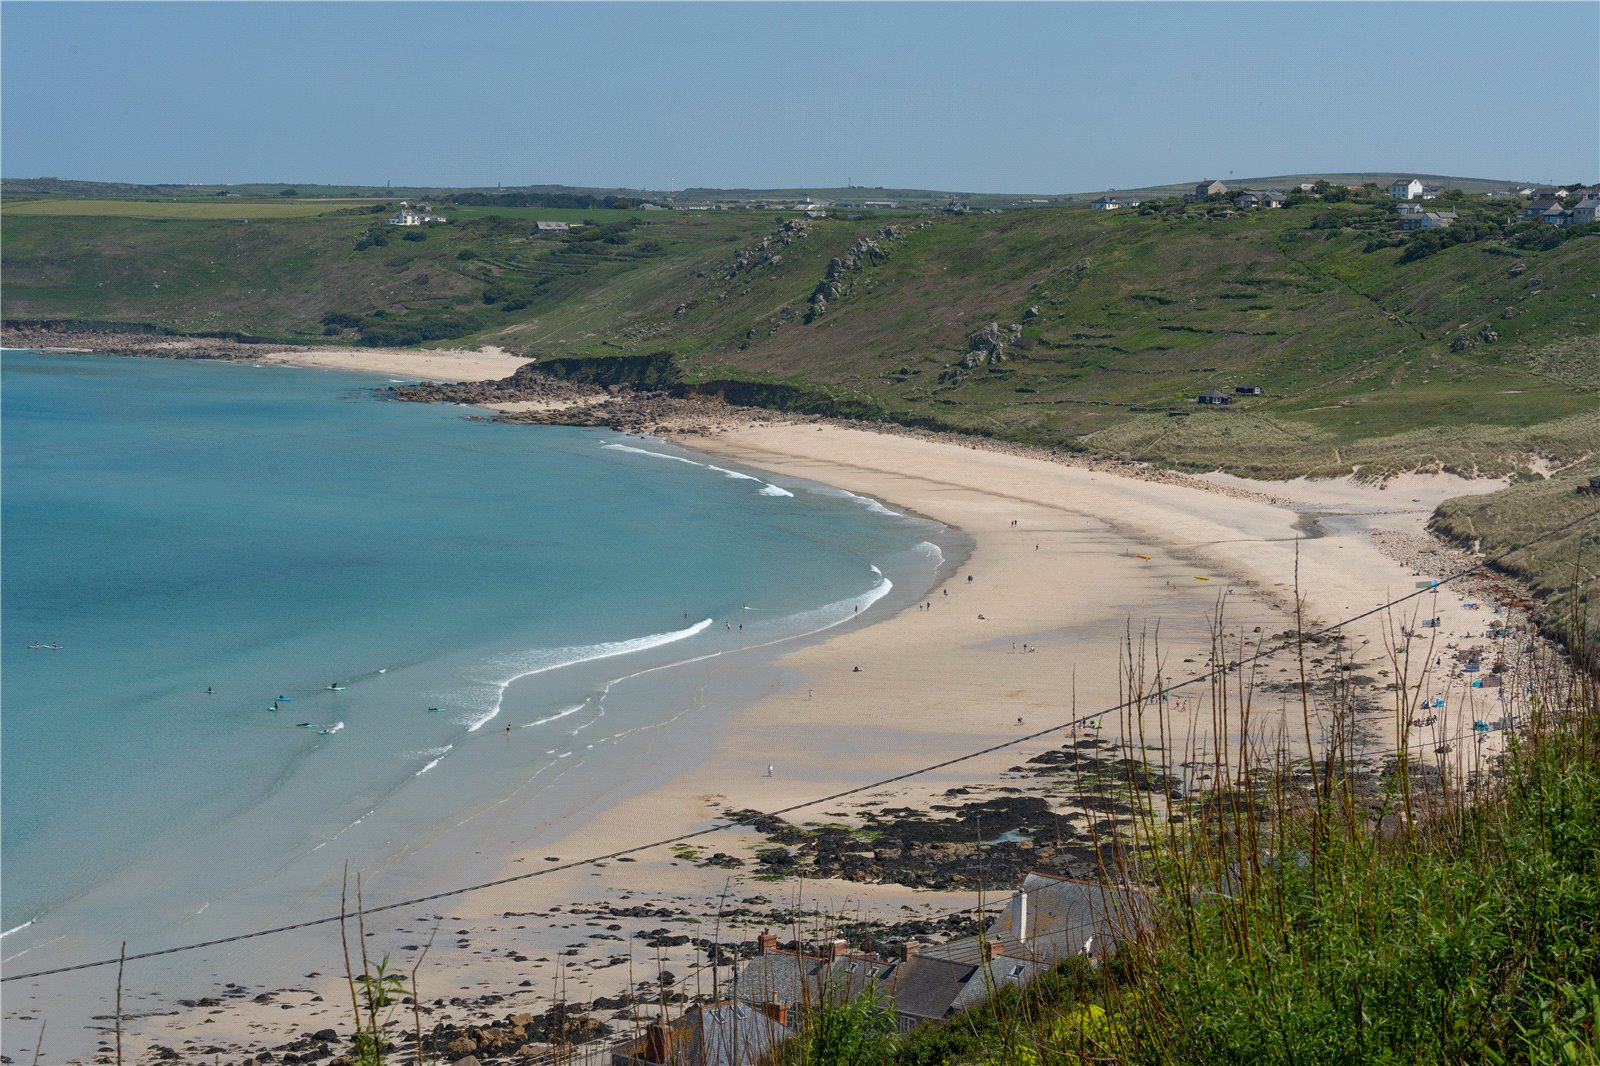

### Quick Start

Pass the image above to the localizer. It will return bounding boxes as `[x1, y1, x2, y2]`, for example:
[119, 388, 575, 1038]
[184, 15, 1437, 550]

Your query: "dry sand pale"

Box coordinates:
[251, 344, 530, 381]
[122, 423, 1515, 1060]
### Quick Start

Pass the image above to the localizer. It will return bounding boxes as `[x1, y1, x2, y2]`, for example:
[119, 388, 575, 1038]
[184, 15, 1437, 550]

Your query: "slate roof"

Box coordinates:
[730, 951, 829, 1012]
[826, 954, 898, 1001]
[923, 873, 1152, 967]
[612, 1002, 792, 1066]
[884, 955, 977, 1021]
[947, 956, 1046, 1013]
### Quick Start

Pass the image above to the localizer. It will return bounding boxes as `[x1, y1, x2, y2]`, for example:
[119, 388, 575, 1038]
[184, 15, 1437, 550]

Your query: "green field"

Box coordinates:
[3, 184, 1597, 481]
[0, 198, 384, 220]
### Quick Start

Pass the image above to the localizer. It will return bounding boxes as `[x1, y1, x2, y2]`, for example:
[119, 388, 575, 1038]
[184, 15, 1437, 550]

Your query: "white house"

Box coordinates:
[1091, 196, 1123, 211]
[533, 221, 571, 234]
[1388, 178, 1425, 200]
[1420, 185, 1444, 200]
[1395, 202, 1425, 217]
[387, 200, 445, 226]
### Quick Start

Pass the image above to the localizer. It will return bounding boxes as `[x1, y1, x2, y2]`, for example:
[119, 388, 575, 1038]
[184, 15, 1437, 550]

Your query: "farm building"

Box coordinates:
[1197, 390, 1232, 405]
[1235, 384, 1264, 395]
[533, 220, 571, 234]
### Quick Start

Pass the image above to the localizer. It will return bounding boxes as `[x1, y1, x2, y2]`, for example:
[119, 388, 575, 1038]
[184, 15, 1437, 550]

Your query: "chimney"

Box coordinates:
[760, 1000, 789, 1028]
[642, 1014, 673, 1064]
[757, 928, 778, 955]
[1014, 888, 1029, 944]
[898, 941, 920, 962]
[987, 940, 1007, 961]
[829, 938, 849, 961]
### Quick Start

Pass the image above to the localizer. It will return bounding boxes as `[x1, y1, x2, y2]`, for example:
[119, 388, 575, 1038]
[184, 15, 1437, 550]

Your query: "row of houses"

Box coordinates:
[610, 872, 1145, 1064]
[1524, 190, 1600, 227]
[1097, 181, 1297, 212]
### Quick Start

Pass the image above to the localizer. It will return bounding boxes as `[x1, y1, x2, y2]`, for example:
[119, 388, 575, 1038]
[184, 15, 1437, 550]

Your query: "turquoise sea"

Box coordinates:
[0, 350, 957, 1043]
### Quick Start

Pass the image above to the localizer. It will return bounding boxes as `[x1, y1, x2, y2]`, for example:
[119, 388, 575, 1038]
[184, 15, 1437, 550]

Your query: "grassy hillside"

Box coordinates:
[1431, 463, 1600, 652]
[4, 185, 1596, 478]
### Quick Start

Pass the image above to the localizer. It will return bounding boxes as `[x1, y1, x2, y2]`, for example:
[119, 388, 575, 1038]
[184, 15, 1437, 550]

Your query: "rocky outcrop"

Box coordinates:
[805, 222, 930, 322]
[962, 321, 1022, 367]
[725, 218, 811, 281]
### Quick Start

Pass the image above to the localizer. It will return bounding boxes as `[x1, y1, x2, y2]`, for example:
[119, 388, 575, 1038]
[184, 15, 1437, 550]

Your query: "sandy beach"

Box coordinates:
[10, 344, 1529, 1063]
[100, 404, 1534, 1063]
[250, 344, 530, 381]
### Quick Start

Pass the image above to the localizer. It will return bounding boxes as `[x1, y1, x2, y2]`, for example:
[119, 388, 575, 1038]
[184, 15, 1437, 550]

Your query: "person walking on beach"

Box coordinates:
[766, 764, 775, 777]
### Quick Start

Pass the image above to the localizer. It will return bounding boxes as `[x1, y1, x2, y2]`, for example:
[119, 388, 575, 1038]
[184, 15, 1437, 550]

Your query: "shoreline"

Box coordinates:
[4, 344, 1533, 1063]
[115, 422, 1521, 1063]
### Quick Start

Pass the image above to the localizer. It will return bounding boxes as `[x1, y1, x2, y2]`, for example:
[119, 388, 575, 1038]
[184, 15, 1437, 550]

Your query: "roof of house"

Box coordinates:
[1528, 197, 1563, 212]
[883, 955, 979, 1020]
[947, 956, 1046, 1013]
[614, 1002, 792, 1066]
[1198, 389, 1231, 400]
[921, 873, 1153, 968]
[826, 954, 898, 1001]
[731, 950, 829, 1011]
[1572, 196, 1600, 210]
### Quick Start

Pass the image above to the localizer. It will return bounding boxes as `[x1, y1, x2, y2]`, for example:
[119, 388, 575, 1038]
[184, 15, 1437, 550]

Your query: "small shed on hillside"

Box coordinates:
[1196, 390, 1232, 405]
[1235, 384, 1264, 395]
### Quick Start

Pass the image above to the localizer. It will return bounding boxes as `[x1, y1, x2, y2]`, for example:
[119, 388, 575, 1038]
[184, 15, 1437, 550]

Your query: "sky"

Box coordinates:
[2, 2, 1596, 194]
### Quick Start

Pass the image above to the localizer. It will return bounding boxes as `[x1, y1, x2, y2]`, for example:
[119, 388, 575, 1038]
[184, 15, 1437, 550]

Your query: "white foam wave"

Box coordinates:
[604, 443, 793, 497]
[469, 619, 713, 732]
[415, 745, 453, 776]
[1, 919, 36, 940]
[813, 486, 901, 516]
[524, 703, 586, 727]
[603, 441, 700, 466]
[914, 540, 945, 566]
[706, 463, 760, 482]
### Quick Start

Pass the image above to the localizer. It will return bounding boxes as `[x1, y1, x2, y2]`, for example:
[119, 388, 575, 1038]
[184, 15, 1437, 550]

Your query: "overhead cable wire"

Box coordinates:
[6, 505, 1595, 983]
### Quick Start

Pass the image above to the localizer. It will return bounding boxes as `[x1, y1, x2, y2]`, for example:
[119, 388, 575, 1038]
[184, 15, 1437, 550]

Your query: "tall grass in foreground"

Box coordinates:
[790, 599, 1599, 1065]
[1087, 603, 1599, 1066]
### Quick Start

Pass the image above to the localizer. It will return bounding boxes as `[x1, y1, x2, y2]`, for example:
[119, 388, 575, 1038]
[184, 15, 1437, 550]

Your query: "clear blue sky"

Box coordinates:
[3, 2, 1595, 193]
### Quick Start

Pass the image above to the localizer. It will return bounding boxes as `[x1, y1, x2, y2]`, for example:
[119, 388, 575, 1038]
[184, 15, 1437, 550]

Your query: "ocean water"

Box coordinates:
[0, 351, 956, 1013]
